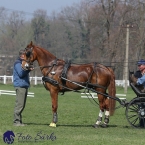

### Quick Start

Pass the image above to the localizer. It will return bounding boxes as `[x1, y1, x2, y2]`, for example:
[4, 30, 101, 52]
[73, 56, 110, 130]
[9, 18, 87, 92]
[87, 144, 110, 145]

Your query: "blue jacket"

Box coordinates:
[137, 74, 145, 88]
[13, 58, 30, 88]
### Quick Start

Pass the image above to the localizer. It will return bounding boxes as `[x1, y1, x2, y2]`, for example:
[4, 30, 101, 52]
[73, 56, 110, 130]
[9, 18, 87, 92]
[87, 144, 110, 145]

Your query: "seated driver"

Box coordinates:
[132, 59, 145, 92]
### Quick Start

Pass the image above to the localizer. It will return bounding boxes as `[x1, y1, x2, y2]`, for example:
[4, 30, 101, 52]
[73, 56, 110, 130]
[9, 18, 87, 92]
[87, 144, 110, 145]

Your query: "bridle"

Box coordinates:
[22, 47, 34, 70]
[25, 47, 33, 61]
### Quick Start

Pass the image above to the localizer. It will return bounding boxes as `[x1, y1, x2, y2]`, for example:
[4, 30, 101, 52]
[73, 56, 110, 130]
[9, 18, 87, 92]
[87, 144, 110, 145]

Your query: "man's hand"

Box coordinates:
[27, 65, 34, 71]
[29, 67, 34, 71]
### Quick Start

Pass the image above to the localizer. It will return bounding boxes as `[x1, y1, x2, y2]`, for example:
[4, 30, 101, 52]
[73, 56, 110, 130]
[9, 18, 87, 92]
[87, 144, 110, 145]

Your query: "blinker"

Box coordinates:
[26, 51, 31, 57]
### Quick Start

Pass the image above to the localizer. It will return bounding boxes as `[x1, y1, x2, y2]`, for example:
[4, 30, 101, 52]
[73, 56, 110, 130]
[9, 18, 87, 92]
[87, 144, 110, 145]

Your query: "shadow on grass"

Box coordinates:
[25, 122, 49, 126]
[57, 124, 92, 127]
[57, 124, 118, 128]
[25, 123, 118, 128]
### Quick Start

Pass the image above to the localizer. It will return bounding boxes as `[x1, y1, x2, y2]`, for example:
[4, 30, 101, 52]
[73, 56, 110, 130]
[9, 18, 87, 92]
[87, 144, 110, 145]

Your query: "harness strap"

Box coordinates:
[61, 60, 71, 85]
[44, 59, 58, 76]
[84, 62, 99, 93]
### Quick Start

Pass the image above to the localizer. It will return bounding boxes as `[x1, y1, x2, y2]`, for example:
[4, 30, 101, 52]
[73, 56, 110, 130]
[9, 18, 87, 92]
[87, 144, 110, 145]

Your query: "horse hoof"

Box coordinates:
[92, 124, 99, 128]
[101, 124, 108, 128]
[49, 122, 56, 127]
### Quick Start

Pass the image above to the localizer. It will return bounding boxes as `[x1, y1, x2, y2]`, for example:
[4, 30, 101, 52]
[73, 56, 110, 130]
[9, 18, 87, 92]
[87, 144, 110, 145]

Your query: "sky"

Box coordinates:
[0, 0, 82, 18]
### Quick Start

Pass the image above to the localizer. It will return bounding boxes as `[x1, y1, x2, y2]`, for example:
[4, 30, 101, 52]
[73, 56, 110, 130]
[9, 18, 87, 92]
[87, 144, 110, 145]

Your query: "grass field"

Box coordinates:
[0, 84, 145, 145]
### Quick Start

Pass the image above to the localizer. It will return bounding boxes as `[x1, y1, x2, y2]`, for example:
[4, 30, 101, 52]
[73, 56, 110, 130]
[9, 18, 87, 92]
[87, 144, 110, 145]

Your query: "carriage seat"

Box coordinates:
[130, 83, 145, 97]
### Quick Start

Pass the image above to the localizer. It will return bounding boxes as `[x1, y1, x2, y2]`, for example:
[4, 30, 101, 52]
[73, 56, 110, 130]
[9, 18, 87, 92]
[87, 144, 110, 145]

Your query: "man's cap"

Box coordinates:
[19, 49, 25, 56]
[137, 59, 145, 65]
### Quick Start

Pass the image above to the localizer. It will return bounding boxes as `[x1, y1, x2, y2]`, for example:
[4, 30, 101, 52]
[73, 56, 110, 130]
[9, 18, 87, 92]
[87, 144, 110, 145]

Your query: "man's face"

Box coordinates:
[138, 64, 145, 71]
[20, 54, 25, 59]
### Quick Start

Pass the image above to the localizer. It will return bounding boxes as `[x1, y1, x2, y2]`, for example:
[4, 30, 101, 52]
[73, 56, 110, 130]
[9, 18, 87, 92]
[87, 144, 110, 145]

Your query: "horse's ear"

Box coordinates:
[30, 41, 33, 46]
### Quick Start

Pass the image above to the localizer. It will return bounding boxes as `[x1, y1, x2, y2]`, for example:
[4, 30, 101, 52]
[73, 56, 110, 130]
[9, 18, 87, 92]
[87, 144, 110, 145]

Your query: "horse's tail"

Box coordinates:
[108, 67, 116, 116]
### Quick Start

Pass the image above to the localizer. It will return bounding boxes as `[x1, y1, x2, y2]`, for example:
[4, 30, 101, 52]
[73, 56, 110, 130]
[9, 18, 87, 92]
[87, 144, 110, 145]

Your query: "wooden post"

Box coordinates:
[124, 24, 129, 93]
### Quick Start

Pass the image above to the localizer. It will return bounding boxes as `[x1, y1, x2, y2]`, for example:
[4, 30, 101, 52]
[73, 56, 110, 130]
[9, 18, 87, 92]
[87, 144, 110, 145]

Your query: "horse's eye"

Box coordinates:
[26, 51, 31, 57]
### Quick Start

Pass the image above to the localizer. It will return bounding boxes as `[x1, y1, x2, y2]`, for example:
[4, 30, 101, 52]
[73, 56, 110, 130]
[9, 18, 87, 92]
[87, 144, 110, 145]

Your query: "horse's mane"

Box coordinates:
[34, 44, 57, 60]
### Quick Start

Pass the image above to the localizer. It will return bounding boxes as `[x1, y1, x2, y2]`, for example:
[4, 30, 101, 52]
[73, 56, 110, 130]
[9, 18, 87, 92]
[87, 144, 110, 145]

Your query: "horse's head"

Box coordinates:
[21, 41, 35, 70]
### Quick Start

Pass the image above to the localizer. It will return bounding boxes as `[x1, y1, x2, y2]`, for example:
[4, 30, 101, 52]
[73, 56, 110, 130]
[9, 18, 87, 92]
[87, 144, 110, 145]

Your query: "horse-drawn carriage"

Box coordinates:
[22, 41, 145, 129]
[125, 74, 145, 128]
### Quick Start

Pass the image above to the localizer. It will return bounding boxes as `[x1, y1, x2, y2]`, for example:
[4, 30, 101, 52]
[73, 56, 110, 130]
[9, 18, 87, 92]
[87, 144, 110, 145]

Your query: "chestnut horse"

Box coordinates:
[22, 41, 116, 128]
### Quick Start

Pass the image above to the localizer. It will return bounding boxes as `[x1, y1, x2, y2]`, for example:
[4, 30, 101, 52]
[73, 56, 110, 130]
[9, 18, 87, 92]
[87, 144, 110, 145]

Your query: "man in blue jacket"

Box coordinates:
[13, 49, 34, 126]
[135, 59, 145, 88]
[132, 59, 145, 127]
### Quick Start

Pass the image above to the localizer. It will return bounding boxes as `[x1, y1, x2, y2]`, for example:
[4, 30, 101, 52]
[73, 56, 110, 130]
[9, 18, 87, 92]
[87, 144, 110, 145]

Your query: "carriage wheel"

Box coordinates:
[125, 97, 145, 128]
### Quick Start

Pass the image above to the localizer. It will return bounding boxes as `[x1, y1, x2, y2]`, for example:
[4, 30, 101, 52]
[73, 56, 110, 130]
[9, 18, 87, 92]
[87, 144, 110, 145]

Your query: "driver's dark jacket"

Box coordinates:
[134, 70, 142, 78]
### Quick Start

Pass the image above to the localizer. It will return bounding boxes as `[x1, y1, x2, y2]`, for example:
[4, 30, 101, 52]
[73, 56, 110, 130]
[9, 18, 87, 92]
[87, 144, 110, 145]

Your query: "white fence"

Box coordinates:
[0, 90, 34, 97]
[81, 93, 126, 100]
[0, 75, 129, 86]
[0, 75, 42, 85]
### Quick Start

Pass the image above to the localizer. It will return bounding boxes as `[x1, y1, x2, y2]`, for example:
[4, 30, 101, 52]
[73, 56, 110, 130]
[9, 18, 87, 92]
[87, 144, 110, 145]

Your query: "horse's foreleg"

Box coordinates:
[49, 89, 58, 127]
[53, 112, 58, 123]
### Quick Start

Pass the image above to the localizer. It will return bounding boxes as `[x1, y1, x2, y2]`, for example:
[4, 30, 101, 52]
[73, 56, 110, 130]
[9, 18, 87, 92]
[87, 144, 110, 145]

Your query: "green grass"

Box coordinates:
[0, 84, 145, 145]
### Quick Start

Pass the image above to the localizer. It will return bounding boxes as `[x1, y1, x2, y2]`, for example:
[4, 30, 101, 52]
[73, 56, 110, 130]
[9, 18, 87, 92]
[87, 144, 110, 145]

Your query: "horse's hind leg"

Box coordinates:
[92, 93, 105, 128]
[102, 111, 109, 128]
[92, 110, 104, 128]
[92, 93, 110, 128]
[102, 98, 110, 128]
